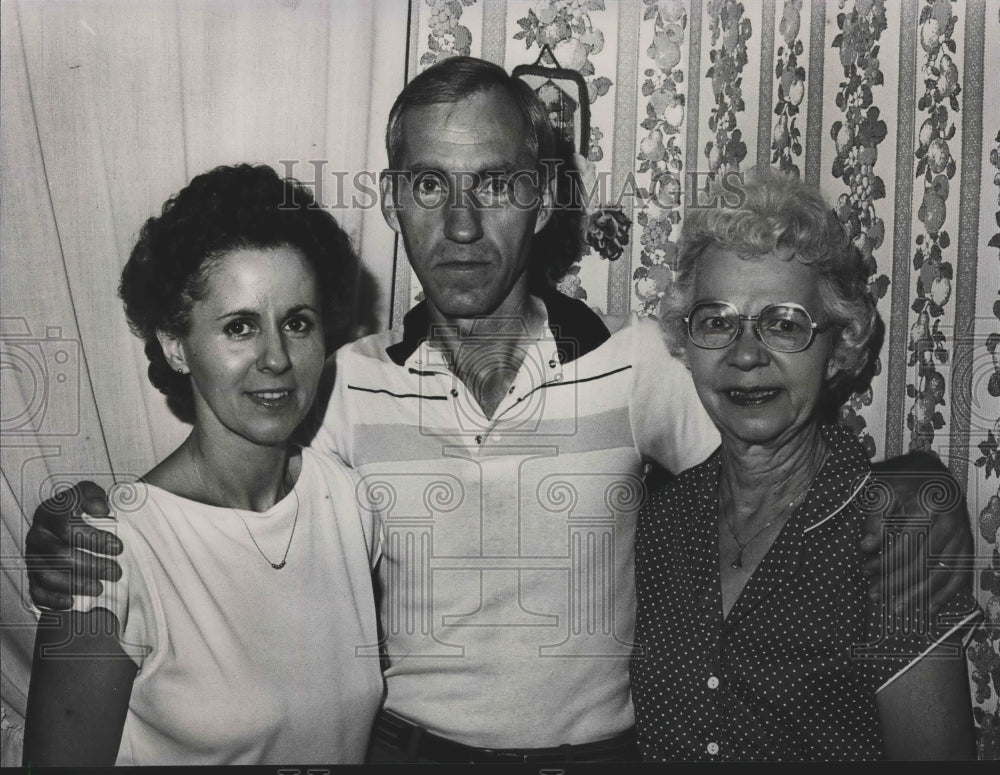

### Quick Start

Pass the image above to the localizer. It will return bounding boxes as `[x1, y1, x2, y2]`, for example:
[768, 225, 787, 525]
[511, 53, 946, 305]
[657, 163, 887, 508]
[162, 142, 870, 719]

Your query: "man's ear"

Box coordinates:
[532, 173, 556, 235]
[380, 171, 402, 234]
[156, 330, 189, 375]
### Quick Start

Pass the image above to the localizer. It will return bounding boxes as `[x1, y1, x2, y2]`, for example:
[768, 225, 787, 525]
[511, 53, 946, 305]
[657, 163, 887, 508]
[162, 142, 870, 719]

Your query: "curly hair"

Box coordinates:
[385, 56, 583, 290]
[119, 163, 358, 423]
[660, 171, 880, 393]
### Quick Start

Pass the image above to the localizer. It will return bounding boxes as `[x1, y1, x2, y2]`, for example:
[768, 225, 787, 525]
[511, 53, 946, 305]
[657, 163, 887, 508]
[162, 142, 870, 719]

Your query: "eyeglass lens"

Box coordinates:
[687, 303, 815, 352]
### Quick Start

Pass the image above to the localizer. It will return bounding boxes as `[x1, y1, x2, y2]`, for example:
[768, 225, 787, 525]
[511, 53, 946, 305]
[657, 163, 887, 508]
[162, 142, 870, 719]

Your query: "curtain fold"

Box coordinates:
[0, 0, 407, 763]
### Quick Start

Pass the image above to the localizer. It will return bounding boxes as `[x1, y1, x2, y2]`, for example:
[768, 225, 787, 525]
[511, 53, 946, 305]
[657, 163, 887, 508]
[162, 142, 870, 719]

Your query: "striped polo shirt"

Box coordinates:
[313, 289, 719, 748]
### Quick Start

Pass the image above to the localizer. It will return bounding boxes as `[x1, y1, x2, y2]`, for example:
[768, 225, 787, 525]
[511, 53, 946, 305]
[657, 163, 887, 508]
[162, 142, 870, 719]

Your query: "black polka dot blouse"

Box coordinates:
[631, 424, 980, 761]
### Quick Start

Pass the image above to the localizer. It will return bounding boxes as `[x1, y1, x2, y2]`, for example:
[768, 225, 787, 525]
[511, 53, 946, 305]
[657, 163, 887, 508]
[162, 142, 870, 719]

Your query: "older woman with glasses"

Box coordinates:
[630, 173, 980, 761]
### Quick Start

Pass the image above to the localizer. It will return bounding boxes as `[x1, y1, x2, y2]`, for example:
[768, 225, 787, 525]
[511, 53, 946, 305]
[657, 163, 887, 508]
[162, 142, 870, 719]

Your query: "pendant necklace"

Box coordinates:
[721, 445, 828, 570]
[721, 488, 808, 570]
[189, 449, 299, 570]
[234, 488, 299, 570]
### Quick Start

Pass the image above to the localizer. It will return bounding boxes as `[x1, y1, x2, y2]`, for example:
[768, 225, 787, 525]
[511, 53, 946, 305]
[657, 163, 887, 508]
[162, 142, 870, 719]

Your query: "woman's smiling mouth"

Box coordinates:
[246, 389, 294, 407]
[724, 388, 782, 406]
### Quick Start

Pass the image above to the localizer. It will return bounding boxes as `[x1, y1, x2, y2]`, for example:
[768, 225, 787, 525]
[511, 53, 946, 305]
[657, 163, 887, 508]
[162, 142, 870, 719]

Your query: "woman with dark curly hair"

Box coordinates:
[630, 172, 980, 761]
[23, 164, 383, 765]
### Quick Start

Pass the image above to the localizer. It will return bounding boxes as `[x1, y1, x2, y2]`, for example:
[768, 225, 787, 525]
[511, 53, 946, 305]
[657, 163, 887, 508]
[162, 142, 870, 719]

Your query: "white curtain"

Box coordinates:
[0, 0, 409, 763]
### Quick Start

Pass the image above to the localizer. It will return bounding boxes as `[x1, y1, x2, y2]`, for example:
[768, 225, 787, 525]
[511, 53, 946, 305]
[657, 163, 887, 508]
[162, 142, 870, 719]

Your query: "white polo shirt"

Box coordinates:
[313, 289, 719, 748]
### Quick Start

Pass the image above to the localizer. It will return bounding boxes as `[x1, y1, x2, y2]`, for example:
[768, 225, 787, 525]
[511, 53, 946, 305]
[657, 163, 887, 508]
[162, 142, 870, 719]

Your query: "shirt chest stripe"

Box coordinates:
[346, 365, 633, 405]
[540, 364, 632, 390]
[347, 385, 449, 401]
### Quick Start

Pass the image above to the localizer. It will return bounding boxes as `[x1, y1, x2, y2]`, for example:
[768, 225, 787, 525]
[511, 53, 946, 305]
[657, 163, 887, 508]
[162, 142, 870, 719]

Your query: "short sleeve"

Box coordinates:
[857, 590, 983, 693]
[70, 513, 156, 667]
[310, 348, 350, 461]
[628, 316, 720, 473]
[335, 457, 382, 570]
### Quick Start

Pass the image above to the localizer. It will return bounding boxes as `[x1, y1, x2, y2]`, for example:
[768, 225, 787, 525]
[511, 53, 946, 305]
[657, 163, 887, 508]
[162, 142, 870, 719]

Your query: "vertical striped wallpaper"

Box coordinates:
[395, 0, 999, 754]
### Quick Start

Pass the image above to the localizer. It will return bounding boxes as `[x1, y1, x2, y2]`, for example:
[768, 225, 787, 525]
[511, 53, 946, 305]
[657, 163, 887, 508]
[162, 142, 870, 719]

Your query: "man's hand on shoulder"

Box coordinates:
[25, 481, 122, 610]
[862, 451, 974, 613]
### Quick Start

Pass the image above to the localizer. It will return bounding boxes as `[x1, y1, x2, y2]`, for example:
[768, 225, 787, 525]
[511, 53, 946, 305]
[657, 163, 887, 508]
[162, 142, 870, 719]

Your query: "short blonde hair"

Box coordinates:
[660, 172, 880, 389]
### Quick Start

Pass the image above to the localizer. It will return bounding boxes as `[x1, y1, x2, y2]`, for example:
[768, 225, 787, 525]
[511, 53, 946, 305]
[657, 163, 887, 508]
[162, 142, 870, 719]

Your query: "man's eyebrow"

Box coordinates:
[402, 161, 528, 176]
[402, 162, 443, 175]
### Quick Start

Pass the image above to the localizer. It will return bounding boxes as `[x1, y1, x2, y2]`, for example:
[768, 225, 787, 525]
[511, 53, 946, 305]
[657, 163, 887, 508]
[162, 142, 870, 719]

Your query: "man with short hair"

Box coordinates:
[26, 56, 971, 763]
[323, 56, 719, 762]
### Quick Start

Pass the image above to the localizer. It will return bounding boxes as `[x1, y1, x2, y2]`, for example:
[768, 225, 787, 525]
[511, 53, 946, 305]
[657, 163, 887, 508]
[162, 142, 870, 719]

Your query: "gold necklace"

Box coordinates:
[235, 488, 299, 570]
[189, 449, 299, 570]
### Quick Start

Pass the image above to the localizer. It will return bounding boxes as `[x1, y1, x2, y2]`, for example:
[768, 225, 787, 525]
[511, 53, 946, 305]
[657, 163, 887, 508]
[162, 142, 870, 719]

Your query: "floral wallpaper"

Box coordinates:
[404, 0, 1000, 756]
[907, 0, 961, 453]
[704, 0, 751, 172]
[969, 123, 1000, 760]
[772, 0, 806, 176]
[422, 0, 476, 65]
[634, 0, 688, 316]
[829, 0, 889, 460]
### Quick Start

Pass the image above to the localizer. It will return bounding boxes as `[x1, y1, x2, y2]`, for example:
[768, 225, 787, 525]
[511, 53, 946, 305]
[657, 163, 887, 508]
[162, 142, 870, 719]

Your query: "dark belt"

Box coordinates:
[372, 710, 639, 763]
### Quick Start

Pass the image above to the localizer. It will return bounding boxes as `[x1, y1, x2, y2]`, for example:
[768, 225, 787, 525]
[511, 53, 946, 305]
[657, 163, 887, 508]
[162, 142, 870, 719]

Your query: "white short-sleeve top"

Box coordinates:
[76, 446, 383, 765]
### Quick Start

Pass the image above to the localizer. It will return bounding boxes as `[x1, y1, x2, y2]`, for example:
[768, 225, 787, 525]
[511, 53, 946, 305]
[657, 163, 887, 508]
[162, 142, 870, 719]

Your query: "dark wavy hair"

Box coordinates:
[385, 56, 584, 291]
[119, 163, 357, 423]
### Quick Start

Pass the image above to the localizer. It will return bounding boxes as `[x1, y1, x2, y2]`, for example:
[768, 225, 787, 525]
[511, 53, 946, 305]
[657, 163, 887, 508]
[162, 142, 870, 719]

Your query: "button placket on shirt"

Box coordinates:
[415, 353, 490, 450]
[485, 344, 564, 434]
[704, 660, 726, 756]
[429, 339, 564, 448]
[444, 371, 512, 449]
[704, 587, 727, 759]
[547, 350, 564, 383]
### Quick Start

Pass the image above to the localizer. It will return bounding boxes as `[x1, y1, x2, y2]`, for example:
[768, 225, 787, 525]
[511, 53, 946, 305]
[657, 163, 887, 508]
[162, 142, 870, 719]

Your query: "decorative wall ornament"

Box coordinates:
[512, 44, 592, 156]
[512, 46, 626, 297]
[513, 1, 629, 290]
[556, 263, 587, 299]
[514, 0, 612, 163]
[568, 151, 632, 266]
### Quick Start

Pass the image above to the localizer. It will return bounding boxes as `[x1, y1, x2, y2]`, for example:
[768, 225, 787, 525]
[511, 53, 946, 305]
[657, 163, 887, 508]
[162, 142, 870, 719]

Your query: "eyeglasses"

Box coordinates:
[683, 300, 824, 353]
